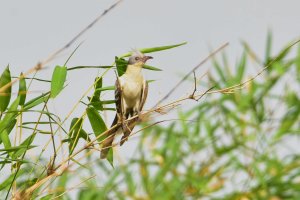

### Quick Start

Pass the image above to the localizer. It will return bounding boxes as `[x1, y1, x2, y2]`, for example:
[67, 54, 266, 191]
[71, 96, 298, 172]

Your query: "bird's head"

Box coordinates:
[128, 50, 153, 66]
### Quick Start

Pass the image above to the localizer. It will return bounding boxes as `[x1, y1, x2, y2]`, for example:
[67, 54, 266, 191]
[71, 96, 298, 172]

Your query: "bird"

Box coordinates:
[100, 50, 153, 159]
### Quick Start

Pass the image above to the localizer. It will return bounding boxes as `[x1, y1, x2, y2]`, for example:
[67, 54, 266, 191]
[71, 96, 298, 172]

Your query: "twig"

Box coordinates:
[0, 0, 123, 94]
[189, 71, 197, 99]
[154, 42, 229, 107]
[45, 104, 57, 176]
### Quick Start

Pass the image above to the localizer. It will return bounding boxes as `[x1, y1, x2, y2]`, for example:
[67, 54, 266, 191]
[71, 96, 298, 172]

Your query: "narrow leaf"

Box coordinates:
[86, 107, 107, 142]
[0, 129, 12, 156]
[143, 64, 162, 71]
[236, 51, 247, 82]
[107, 148, 114, 168]
[18, 72, 27, 106]
[0, 97, 20, 143]
[23, 92, 50, 110]
[69, 117, 83, 154]
[115, 57, 162, 76]
[265, 31, 272, 64]
[119, 42, 187, 58]
[51, 65, 67, 98]
[95, 86, 115, 93]
[68, 65, 113, 71]
[0, 65, 12, 112]
[90, 77, 103, 110]
[115, 57, 127, 76]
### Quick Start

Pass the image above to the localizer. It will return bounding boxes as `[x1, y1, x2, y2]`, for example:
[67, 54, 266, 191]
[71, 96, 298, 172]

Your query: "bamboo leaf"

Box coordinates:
[23, 92, 50, 110]
[265, 31, 272, 64]
[107, 148, 114, 168]
[236, 51, 247, 82]
[69, 117, 83, 154]
[51, 65, 67, 98]
[12, 133, 37, 159]
[86, 107, 107, 143]
[0, 145, 36, 153]
[275, 106, 300, 139]
[0, 97, 20, 143]
[18, 72, 27, 106]
[68, 65, 113, 71]
[0, 65, 12, 112]
[115, 57, 127, 76]
[95, 85, 115, 93]
[119, 42, 187, 58]
[143, 65, 162, 71]
[0, 129, 12, 156]
[89, 77, 103, 110]
[0, 169, 26, 191]
[115, 57, 162, 76]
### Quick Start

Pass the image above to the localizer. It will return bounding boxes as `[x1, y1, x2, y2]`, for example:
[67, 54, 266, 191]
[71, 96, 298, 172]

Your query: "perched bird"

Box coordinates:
[100, 50, 152, 159]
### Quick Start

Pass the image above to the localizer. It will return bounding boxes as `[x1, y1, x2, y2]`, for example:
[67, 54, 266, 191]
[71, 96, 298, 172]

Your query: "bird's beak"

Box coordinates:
[141, 56, 153, 63]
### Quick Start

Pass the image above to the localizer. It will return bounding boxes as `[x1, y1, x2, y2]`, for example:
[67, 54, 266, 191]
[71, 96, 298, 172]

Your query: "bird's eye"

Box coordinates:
[135, 57, 139, 61]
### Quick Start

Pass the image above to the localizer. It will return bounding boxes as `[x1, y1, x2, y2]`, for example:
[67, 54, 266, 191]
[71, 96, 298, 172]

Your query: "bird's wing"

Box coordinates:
[139, 80, 148, 111]
[115, 77, 123, 119]
[100, 77, 123, 159]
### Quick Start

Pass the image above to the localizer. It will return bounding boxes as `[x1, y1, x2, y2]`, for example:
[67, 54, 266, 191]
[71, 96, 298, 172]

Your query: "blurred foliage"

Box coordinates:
[1, 36, 300, 200]
[74, 35, 300, 200]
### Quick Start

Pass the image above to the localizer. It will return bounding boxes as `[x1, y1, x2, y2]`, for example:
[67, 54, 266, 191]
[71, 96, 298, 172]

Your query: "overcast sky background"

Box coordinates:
[1, 0, 300, 191]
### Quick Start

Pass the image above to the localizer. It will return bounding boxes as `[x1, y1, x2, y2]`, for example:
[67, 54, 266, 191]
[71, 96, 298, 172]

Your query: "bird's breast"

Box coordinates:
[120, 75, 143, 108]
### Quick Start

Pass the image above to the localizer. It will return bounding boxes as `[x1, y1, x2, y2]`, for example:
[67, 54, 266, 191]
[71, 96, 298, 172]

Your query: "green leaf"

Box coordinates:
[89, 77, 103, 110]
[12, 133, 37, 159]
[57, 172, 68, 194]
[275, 105, 300, 139]
[0, 119, 16, 157]
[115, 57, 162, 76]
[143, 64, 162, 71]
[119, 42, 187, 58]
[51, 65, 67, 98]
[0, 145, 36, 153]
[94, 85, 115, 93]
[236, 51, 247, 82]
[107, 148, 114, 168]
[212, 57, 226, 83]
[0, 97, 19, 143]
[5, 119, 17, 136]
[68, 65, 113, 71]
[0, 65, 12, 112]
[18, 72, 27, 106]
[0, 128, 12, 156]
[0, 169, 26, 191]
[265, 30, 272, 64]
[69, 117, 84, 154]
[23, 92, 50, 110]
[115, 57, 127, 76]
[86, 107, 107, 143]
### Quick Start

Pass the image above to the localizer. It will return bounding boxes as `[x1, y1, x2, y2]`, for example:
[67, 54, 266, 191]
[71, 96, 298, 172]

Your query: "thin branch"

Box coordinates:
[45, 104, 57, 176]
[0, 0, 123, 94]
[154, 42, 229, 107]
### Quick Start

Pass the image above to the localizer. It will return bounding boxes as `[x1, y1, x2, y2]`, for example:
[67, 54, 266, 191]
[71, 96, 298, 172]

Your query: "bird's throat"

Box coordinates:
[125, 64, 143, 76]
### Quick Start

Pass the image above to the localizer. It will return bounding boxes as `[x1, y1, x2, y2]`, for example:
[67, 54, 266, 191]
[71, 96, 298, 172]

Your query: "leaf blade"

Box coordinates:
[18, 72, 27, 106]
[51, 65, 67, 98]
[0, 66, 12, 112]
[86, 107, 107, 143]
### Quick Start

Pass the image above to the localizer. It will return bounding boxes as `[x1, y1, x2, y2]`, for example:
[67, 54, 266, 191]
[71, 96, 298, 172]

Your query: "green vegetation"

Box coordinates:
[0, 34, 300, 200]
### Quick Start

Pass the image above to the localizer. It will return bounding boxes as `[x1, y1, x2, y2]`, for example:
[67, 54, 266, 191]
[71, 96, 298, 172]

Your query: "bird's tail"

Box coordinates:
[100, 114, 118, 159]
[120, 124, 134, 146]
[120, 115, 139, 146]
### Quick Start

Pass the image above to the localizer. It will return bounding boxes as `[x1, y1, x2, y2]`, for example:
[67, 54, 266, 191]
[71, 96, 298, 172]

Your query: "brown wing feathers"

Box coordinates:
[100, 78, 122, 159]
